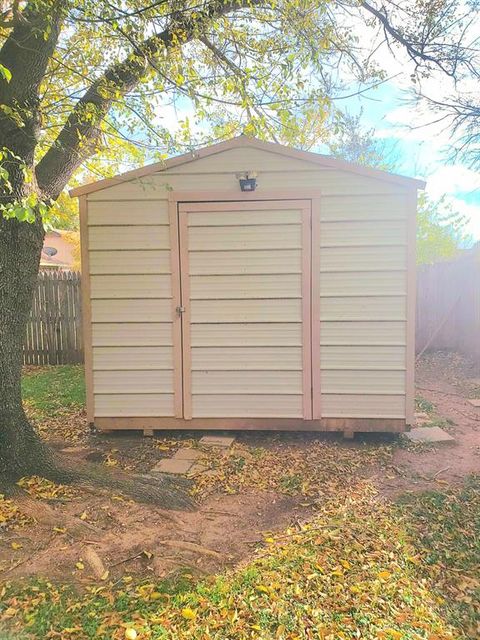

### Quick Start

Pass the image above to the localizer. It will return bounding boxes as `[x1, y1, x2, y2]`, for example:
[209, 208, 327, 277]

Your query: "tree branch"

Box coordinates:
[36, 0, 260, 198]
[360, 1, 455, 76]
[0, 0, 66, 194]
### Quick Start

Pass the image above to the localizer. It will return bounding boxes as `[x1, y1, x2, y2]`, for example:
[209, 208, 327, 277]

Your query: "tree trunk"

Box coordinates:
[0, 214, 55, 484]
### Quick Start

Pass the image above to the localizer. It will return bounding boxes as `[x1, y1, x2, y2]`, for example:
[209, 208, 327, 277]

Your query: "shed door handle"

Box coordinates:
[176, 305, 185, 315]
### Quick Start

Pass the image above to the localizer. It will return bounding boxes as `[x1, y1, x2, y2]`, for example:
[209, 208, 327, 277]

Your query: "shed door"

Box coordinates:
[177, 200, 312, 419]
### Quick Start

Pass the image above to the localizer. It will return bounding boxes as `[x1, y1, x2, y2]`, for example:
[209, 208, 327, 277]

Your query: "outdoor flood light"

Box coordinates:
[238, 171, 258, 191]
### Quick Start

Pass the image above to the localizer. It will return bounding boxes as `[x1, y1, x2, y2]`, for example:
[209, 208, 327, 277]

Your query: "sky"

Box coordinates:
[340, 80, 480, 240]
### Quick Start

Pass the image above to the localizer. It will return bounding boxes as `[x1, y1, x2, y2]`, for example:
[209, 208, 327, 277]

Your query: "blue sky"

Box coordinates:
[339, 81, 480, 240]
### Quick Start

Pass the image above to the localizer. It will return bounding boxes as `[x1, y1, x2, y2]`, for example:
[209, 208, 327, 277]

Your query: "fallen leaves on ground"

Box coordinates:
[191, 440, 393, 500]
[398, 476, 480, 639]
[3, 480, 475, 639]
[0, 477, 79, 531]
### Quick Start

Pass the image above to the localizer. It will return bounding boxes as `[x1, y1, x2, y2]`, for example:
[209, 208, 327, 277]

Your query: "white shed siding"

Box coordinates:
[318, 192, 409, 419]
[84, 143, 413, 424]
[87, 198, 174, 417]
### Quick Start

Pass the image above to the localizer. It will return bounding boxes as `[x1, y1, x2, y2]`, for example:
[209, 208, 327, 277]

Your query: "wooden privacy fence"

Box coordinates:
[416, 246, 480, 365]
[24, 271, 83, 365]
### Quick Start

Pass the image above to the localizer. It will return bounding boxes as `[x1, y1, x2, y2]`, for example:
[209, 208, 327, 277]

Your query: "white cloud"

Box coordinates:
[425, 165, 480, 200]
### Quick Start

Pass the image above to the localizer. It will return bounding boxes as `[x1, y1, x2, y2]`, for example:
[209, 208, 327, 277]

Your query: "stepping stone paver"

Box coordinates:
[151, 458, 193, 475]
[173, 447, 202, 461]
[199, 435, 235, 448]
[405, 426, 455, 444]
[467, 399, 480, 407]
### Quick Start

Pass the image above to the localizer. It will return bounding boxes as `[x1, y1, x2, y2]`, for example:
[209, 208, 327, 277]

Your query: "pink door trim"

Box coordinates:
[311, 197, 322, 418]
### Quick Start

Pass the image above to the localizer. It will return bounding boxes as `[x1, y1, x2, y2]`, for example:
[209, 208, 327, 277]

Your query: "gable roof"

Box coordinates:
[70, 135, 426, 197]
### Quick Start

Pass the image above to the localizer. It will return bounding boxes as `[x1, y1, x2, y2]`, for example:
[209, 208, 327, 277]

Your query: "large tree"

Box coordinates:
[0, 0, 474, 491]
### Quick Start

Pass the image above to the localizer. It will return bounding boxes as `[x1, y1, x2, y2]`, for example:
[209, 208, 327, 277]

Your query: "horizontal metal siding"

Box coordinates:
[188, 209, 301, 226]
[189, 249, 301, 275]
[320, 296, 406, 321]
[94, 393, 174, 416]
[321, 346, 406, 369]
[89, 250, 171, 275]
[188, 224, 302, 251]
[192, 394, 303, 418]
[93, 346, 173, 370]
[94, 369, 173, 393]
[321, 246, 406, 272]
[91, 299, 172, 322]
[191, 323, 302, 346]
[320, 322, 406, 346]
[191, 298, 301, 323]
[319, 271, 406, 296]
[192, 370, 303, 394]
[92, 323, 173, 346]
[88, 200, 169, 226]
[321, 394, 405, 418]
[191, 346, 302, 370]
[88, 226, 170, 250]
[320, 194, 407, 221]
[320, 220, 406, 247]
[90, 274, 172, 299]
[190, 274, 301, 299]
[164, 146, 319, 173]
[321, 370, 405, 394]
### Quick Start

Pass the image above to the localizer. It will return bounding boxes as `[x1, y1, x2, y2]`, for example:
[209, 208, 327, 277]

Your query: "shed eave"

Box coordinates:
[69, 135, 426, 198]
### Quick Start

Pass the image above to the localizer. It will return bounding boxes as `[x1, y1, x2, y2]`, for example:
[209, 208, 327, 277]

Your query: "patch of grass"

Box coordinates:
[398, 476, 480, 639]
[415, 395, 435, 414]
[4, 481, 478, 639]
[22, 365, 85, 418]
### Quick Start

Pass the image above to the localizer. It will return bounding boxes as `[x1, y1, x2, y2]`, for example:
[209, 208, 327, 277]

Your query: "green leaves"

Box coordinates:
[0, 63, 12, 82]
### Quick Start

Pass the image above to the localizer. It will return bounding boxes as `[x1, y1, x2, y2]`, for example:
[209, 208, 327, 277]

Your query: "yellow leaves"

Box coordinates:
[17, 476, 75, 501]
[377, 630, 402, 640]
[181, 607, 197, 620]
[255, 584, 270, 594]
[75, 561, 84, 571]
[104, 452, 118, 467]
[10, 542, 22, 550]
[53, 526, 67, 534]
[340, 559, 351, 570]
[377, 571, 392, 581]
[79, 511, 88, 521]
[100, 570, 110, 581]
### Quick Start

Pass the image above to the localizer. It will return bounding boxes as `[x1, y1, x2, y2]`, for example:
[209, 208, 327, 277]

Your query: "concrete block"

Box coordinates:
[199, 435, 235, 448]
[150, 458, 193, 475]
[405, 426, 455, 444]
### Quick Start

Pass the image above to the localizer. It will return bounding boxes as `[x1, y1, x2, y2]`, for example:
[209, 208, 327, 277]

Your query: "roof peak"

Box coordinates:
[70, 135, 425, 198]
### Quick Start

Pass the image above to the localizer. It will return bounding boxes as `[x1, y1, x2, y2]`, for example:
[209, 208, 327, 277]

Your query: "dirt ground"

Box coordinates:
[1, 351, 478, 588]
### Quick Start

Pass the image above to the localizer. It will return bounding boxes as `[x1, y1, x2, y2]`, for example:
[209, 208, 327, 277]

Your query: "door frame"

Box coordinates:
[168, 190, 322, 421]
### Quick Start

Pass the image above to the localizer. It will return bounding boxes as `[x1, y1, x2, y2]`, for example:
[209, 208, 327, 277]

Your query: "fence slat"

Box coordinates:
[416, 247, 480, 365]
[24, 271, 84, 365]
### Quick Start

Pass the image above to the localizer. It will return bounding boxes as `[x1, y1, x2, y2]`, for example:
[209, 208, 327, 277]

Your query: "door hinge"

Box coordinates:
[176, 305, 186, 315]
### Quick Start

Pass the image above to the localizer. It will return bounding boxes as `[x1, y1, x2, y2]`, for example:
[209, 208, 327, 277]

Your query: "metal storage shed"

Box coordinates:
[71, 136, 425, 437]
